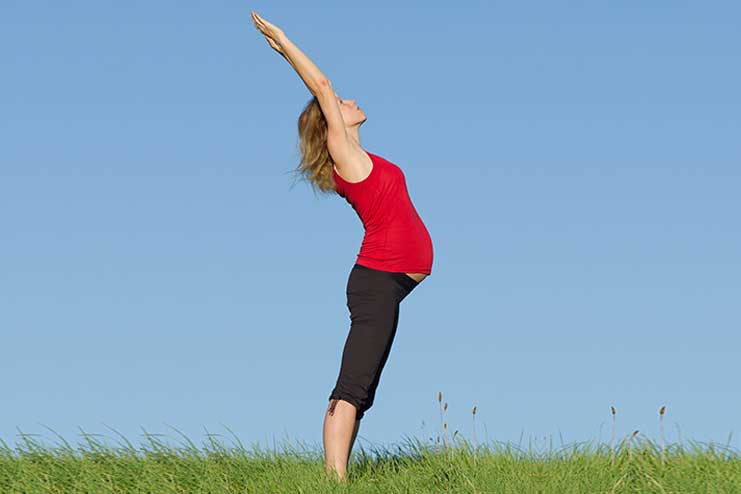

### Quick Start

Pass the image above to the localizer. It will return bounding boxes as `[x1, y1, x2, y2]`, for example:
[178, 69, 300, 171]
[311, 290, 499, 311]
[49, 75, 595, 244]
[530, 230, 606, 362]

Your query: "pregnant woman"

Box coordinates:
[251, 11, 434, 482]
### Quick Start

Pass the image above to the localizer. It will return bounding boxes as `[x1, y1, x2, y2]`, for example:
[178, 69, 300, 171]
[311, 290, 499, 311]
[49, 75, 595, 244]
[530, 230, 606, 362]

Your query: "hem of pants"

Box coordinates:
[328, 393, 366, 420]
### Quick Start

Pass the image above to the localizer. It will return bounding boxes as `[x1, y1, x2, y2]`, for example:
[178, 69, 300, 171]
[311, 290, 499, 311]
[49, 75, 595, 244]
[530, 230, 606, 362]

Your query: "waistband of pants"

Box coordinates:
[352, 263, 419, 289]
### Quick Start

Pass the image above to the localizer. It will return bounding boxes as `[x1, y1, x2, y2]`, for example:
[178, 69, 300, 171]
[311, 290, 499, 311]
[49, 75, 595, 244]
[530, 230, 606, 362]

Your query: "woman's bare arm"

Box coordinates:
[275, 36, 327, 97]
[251, 11, 347, 145]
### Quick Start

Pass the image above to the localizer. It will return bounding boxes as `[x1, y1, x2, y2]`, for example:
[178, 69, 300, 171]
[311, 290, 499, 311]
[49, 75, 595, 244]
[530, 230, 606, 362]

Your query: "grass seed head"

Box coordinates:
[660, 405, 666, 416]
[444, 402, 448, 411]
[438, 391, 442, 403]
[472, 406, 477, 416]
[611, 406, 616, 416]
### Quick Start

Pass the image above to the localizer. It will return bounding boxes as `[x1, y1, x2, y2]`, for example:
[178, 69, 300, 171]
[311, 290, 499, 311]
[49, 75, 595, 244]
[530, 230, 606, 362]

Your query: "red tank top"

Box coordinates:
[333, 150, 434, 275]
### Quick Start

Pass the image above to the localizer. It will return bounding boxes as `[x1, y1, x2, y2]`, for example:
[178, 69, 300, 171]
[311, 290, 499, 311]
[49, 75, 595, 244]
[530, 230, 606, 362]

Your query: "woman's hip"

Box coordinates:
[346, 263, 419, 304]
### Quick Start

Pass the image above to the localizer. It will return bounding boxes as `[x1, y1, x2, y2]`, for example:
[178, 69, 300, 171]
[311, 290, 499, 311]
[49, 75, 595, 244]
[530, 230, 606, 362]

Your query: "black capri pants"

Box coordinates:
[328, 263, 421, 420]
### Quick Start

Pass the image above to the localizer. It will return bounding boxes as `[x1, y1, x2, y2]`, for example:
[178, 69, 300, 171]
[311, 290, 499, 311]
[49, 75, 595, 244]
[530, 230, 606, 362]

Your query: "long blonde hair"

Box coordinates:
[291, 96, 337, 196]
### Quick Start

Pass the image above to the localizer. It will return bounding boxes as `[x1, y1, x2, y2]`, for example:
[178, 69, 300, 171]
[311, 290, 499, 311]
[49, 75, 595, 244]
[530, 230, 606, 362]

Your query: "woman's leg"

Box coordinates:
[348, 415, 361, 452]
[322, 399, 360, 481]
[323, 264, 417, 480]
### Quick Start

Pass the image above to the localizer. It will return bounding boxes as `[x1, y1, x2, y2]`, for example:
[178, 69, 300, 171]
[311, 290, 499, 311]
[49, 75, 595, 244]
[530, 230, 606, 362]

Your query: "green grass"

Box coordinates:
[1, 426, 738, 493]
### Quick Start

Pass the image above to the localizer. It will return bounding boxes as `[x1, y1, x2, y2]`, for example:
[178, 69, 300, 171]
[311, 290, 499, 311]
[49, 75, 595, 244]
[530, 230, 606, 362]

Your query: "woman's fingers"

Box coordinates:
[252, 11, 268, 30]
[253, 19, 269, 37]
[250, 10, 285, 51]
[252, 12, 264, 29]
[251, 11, 282, 37]
[250, 11, 284, 54]
[251, 11, 265, 31]
[253, 11, 267, 23]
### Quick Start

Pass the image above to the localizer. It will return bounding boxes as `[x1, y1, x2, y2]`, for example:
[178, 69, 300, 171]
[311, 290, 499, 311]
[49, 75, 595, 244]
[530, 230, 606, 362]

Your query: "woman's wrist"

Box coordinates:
[276, 31, 289, 48]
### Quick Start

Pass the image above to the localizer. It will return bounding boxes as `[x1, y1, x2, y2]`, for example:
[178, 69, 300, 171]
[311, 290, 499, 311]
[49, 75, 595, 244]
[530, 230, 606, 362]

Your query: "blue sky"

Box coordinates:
[2, 1, 739, 453]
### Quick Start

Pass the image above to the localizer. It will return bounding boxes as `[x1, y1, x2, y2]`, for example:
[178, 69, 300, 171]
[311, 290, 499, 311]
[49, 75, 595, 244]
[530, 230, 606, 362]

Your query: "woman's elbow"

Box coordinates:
[314, 77, 333, 96]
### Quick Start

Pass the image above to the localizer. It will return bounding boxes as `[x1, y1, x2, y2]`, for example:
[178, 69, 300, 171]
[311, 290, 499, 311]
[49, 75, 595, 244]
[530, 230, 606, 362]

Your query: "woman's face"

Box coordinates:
[336, 95, 366, 127]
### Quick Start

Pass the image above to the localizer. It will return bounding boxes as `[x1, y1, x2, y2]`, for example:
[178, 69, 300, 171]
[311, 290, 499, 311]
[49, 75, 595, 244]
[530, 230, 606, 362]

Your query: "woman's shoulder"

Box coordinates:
[333, 147, 375, 184]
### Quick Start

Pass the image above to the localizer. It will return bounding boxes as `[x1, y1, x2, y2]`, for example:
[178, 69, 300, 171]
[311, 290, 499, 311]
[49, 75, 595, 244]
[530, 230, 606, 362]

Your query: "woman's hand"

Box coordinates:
[249, 10, 328, 98]
[251, 11, 286, 56]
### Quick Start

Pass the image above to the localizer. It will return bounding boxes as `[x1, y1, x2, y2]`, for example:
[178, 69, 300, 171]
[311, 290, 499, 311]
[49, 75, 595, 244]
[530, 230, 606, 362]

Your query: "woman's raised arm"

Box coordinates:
[250, 11, 347, 143]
